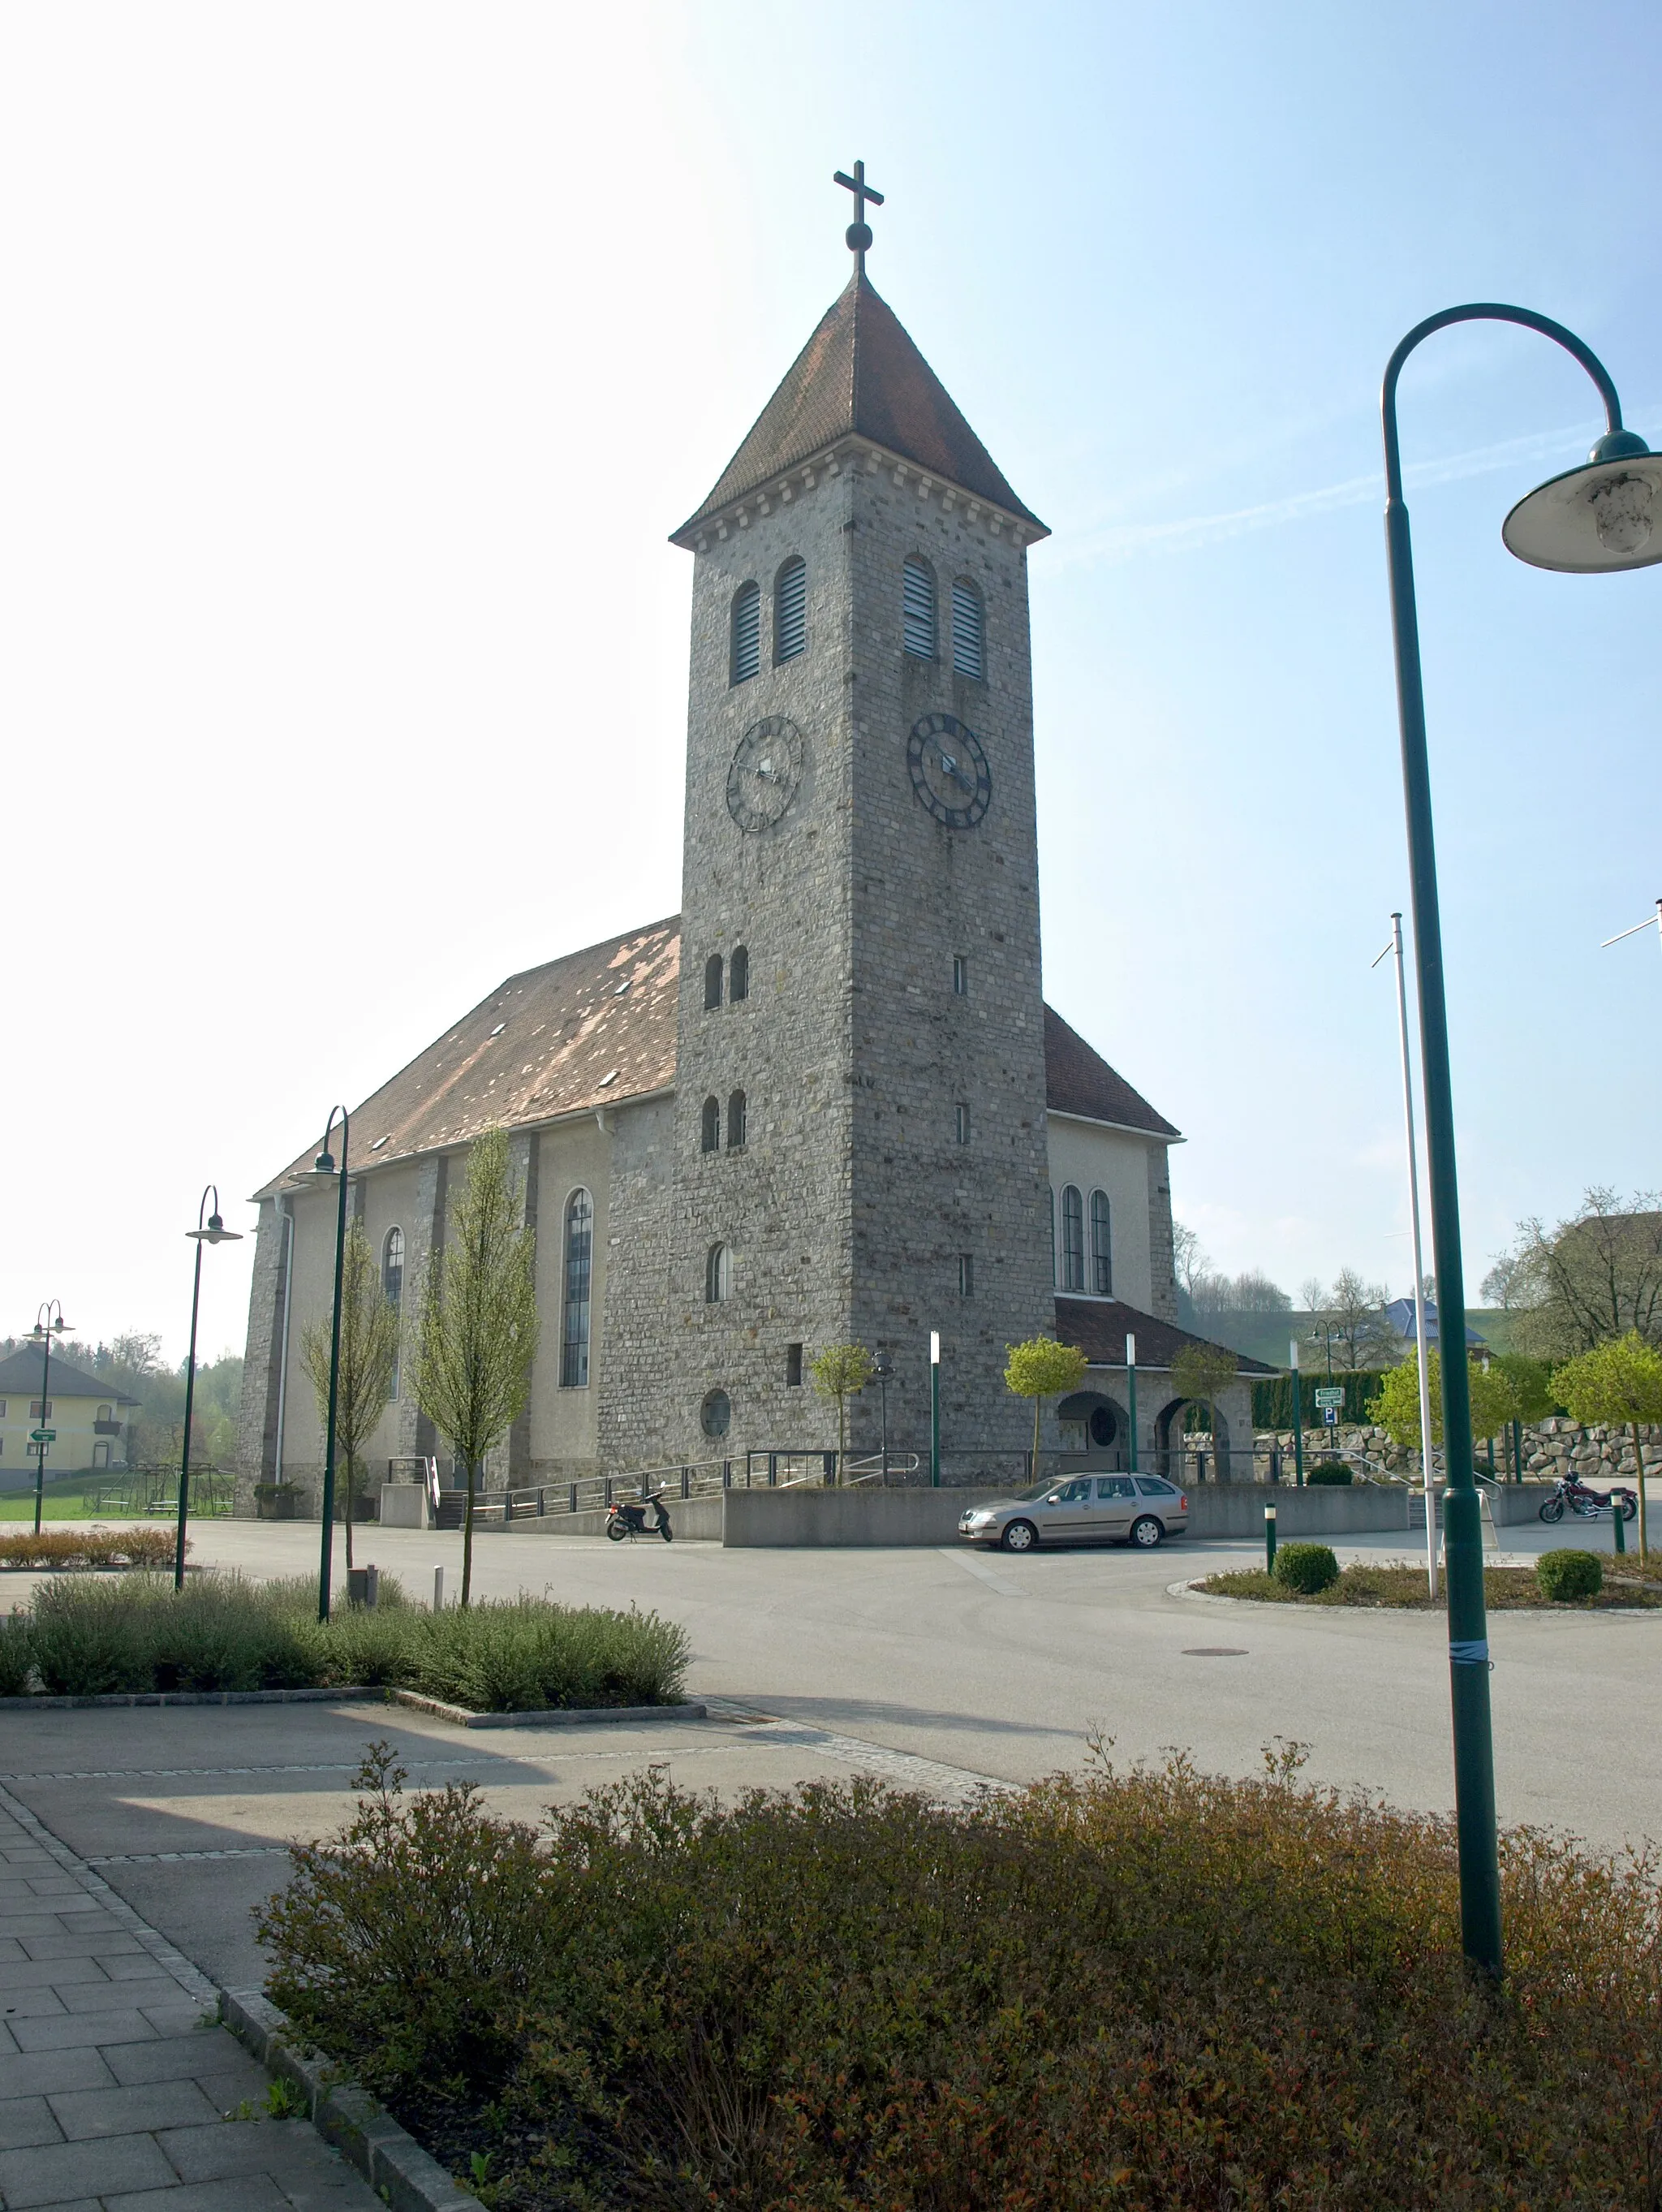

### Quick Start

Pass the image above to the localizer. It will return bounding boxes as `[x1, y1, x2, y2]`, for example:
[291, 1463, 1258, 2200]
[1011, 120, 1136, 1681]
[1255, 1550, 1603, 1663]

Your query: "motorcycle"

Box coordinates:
[1539, 1473, 1638, 1524]
[605, 1490, 674, 1542]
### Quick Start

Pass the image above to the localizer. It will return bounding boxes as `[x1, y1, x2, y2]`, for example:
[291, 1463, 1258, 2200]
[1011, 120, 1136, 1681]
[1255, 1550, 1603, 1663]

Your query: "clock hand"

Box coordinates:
[937, 749, 975, 793]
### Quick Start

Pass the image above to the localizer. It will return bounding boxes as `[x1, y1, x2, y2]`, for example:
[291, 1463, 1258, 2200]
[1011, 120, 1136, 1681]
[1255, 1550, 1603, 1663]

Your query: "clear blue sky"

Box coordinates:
[3, 1, 1659, 1359]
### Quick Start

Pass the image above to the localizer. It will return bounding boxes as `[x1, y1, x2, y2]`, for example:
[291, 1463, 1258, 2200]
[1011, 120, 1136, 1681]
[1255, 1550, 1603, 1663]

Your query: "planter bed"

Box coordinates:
[1195, 1562, 1662, 1609]
[0, 1571, 692, 1713]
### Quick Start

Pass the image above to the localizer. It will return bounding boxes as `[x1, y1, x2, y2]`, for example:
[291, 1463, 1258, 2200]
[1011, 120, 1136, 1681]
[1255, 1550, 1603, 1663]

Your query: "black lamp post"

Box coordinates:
[1379, 303, 1660, 1983]
[24, 1303, 73, 1535]
[305, 1107, 351, 1623]
[872, 1353, 893, 1485]
[176, 1187, 242, 1590]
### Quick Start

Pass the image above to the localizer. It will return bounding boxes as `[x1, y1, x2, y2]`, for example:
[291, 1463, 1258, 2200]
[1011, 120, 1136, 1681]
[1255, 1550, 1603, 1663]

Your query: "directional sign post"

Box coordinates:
[1322, 1406, 1338, 1427]
[29, 1429, 55, 1445]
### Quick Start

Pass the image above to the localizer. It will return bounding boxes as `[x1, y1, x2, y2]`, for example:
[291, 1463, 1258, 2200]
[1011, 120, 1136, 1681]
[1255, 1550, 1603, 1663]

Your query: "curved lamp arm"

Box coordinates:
[1383, 304, 1627, 502]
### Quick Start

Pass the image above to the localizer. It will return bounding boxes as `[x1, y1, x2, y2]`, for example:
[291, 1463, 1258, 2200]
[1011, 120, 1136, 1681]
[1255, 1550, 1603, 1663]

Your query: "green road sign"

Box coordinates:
[29, 1429, 55, 1443]
[1313, 1386, 1344, 1410]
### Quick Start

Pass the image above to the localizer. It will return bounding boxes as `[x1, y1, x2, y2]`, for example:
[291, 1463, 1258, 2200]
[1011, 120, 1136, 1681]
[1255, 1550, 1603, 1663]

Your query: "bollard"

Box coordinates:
[433, 1564, 444, 1613]
[1264, 1503, 1277, 1575]
[1614, 1501, 1627, 1556]
[364, 1564, 378, 1610]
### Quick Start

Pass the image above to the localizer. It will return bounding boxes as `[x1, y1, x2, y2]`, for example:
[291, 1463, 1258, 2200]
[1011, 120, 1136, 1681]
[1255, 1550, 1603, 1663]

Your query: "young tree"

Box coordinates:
[1327, 1268, 1391, 1370]
[810, 1343, 874, 1471]
[1368, 1352, 1518, 1468]
[1552, 1330, 1662, 1560]
[1169, 1341, 1239, 1477]
[1004, 1337, 1088, 1466]
[410, 1128, 537, 1605]
[299, 1218, 399, 1572]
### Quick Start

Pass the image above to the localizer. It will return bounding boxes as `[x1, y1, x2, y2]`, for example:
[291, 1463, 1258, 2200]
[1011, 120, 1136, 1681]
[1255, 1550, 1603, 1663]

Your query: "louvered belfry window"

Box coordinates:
[731, 582, 761, 683]
[902, 558, 936, 658]
[775, 558, 807, 662]
[951, 579, 984, 679]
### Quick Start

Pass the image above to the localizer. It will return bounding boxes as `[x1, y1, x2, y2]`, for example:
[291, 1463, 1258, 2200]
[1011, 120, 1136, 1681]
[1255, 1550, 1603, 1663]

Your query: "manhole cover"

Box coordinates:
[1182, 1647, 1248, 1657]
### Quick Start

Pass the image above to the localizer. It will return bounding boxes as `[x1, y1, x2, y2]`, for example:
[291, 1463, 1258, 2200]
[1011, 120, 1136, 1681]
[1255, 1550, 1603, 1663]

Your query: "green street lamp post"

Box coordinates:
[306, 1107, 351, 1623]
[1289, 1339, 1305, 1489]
[1380, 303, 1662, 1981]
[25, 1303, 73, 1535]
[928, 1331, 941, 1487]
[872, 1352, 893, 1485]
[175, 1188, 242, 1590]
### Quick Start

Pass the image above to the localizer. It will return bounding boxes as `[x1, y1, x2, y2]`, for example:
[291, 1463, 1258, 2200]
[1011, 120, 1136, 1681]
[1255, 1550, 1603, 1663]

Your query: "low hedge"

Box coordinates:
[1306, 1462, 1354, 1485]
[1536, 1548, 1604, 1602]
[0, 1573, 689, 1709]
[1202, 1563, 1660, 1610]
[259, 1744, 1662, 2209]
[0, 1527, 177, 1571]
[1272, 1541, 1339, 1593]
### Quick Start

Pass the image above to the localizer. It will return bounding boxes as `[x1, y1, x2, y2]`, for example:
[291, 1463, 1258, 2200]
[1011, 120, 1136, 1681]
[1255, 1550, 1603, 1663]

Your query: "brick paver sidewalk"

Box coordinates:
[0, 1783, 377, 2210]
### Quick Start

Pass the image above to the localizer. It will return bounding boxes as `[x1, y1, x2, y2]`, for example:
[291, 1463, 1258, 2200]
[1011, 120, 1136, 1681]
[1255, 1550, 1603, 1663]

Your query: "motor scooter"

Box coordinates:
[1539, 1473, 1638, 1523]
[605, 1490, 674, 1542]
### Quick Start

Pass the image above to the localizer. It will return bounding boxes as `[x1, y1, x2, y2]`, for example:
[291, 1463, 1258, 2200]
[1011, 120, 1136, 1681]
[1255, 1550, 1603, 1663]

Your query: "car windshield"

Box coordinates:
[1013, 1481, 1058, 1503]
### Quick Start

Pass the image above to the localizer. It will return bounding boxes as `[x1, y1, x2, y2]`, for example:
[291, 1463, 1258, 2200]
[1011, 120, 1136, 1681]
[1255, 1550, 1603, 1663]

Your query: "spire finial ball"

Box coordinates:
[846, 221, 872, 254]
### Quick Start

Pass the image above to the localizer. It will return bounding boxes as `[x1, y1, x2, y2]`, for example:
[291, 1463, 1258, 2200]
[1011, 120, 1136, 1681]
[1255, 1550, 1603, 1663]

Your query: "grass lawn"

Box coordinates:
[1200, 1561, 1662, 1608]
[0, 1483, 144, 1521]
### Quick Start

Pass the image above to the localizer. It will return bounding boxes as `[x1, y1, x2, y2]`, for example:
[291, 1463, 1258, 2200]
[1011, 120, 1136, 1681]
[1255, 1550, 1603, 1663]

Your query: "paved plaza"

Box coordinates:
[0, 1511, 1655, 2202]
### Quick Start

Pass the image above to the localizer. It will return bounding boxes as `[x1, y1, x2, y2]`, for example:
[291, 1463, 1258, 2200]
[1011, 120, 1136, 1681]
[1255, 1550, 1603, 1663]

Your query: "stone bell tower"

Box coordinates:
[637, 171, 1057, 1467]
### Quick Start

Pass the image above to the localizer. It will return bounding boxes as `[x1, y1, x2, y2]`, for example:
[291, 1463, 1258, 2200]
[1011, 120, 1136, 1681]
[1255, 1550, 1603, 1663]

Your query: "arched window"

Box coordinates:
[902, 557, 936, 658]
[727, 1089, 747, 1149]
[560, 1189, 593, 1387]
[1061, 1184, 1085, 1292]
[729, 944, 749, 1003]
[704, 954, 723, 1011]
[1091, 1191, 1112, 1296]
[705, 1243, 732, 1304]
[1048, 1185, 1057, 1287]
[700, 1097, 721, 1153]
[701, 1389, 731, 1438]
[730, 581, 761, 684]
[774, 557, 807, 662]
[382, 1227, 404, 1310]
[950, 578, 984, 679]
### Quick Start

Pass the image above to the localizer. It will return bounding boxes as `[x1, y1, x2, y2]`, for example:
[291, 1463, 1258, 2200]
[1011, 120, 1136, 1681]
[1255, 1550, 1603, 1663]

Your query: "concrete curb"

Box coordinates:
[386, 1691, 708, 1729]
[221, 1987, 476, 2210]
[0, 1684, 708, 1723]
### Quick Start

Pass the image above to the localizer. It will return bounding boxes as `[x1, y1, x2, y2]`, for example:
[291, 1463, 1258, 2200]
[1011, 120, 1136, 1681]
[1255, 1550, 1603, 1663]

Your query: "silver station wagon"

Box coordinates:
[958, 1473, 1188, 1553]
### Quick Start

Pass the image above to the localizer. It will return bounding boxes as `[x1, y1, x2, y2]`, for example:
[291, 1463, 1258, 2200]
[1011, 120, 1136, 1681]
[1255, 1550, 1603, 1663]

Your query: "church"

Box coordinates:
[237, 180, 1259, 1500]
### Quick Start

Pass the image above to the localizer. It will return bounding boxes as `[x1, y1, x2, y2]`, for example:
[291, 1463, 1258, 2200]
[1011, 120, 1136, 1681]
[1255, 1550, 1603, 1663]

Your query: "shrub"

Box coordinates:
[1536, 1548, 1604, 1602]
[8, 1573, 688, 1708]
[1273, 1541, 1339, 1593]
[260, 1746, 1662, 2210]
[0, 1527, 176, 1571]
[0, 1615, 34, 1696]
[1307, 1462, 1354, 1485]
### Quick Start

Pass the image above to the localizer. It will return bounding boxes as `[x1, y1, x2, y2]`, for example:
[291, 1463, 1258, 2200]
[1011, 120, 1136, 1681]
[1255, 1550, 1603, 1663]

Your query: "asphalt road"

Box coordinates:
[0, 1508, 1654, 1995]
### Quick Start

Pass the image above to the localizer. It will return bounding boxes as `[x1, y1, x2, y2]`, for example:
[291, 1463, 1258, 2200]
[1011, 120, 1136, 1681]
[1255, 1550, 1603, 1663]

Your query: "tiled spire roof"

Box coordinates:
[674, 271, 1046, 539]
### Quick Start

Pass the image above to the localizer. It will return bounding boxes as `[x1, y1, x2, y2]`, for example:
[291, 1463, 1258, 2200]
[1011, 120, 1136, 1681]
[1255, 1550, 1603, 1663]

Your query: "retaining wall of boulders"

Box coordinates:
[1253, 1415, 1662, 1482]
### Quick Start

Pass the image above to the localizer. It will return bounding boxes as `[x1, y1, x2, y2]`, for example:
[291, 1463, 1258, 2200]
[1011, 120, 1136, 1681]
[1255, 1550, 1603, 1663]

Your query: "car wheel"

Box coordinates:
[1001, 1520, 1037, 1554]
[1129, 1515, 1164, 1549]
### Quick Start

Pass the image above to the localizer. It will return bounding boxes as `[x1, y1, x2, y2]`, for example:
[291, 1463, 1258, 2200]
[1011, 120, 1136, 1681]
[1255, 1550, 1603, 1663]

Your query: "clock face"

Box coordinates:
[726, 716, 805, 834]
[907, 713, 991, 829]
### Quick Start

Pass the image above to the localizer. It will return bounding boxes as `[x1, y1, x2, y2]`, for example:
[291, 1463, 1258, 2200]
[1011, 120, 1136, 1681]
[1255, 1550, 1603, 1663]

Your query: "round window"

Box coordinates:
[1089, 1405, 1117, 1449]
[700, 1390, 732, 1439]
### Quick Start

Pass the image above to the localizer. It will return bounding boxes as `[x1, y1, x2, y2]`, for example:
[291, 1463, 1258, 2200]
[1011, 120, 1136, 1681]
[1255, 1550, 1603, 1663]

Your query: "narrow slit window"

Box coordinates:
[704, 955, 723, 1011]
[701, 1097, 721, 1153]
[727, 1089, 747, 1149]
[950, 579, 984, 679]
[1061, 1184, 1085, 1293]
[775, 558, 807, 662]
[730, 582, 761, 683]
[561, 1189, 593, 1387]
[729, 945, 749, 1002]
[1091, 1190, 1112, 1296]
[953, 955, 967, 996]
[958, 1253, 975, 1297]
[786, 1342, 803, 1387]
[902, 557, 936, 658]
[954, 1102, 971, 1145]
[705, 1243, 732, 1303]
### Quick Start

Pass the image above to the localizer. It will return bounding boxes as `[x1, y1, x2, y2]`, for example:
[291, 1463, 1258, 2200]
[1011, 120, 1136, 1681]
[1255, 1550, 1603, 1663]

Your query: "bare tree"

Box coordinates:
[1325, 1269, 1391, 1371]
[1172, 1223, 1208, 1301]
[410, 1128, 538, 1605]
[1506, 1189, 1662, 1357]
[299, 1218, 399, 1572]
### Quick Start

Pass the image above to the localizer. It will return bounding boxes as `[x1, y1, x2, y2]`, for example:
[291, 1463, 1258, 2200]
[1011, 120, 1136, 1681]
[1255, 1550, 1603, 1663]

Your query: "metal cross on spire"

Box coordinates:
[833, 160, 885, 274]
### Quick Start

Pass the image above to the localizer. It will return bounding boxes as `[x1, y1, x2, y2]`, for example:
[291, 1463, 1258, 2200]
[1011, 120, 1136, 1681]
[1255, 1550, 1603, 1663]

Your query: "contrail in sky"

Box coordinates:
[1061, 406, 1662, 567]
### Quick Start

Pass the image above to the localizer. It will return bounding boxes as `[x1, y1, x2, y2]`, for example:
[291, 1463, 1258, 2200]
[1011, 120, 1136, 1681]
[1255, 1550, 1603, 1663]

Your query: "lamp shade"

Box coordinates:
[1502, 431, 1662, 573]
[187, 1212, 243, 1245]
